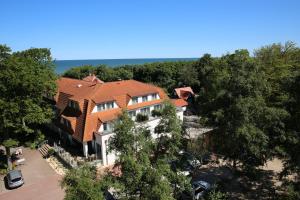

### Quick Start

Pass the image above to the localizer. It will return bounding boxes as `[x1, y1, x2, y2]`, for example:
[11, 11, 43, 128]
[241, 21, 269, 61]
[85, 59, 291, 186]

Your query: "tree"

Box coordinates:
[107, 107, 189, 199]
[61, 165, 105, 200]
[196, 50, 288, 169]
[154, 101, 182, 161]
[0, 45, 57, 168]
[63, 65, 95, 79]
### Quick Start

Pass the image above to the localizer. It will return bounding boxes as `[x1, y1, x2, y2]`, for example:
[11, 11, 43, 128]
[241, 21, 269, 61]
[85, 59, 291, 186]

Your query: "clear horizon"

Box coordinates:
[1, 0, 300, 60]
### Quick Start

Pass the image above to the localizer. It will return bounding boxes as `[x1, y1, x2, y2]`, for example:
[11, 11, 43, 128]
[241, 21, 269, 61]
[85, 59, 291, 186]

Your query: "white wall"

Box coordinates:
[176, 110, 184, 121]
[94, 132, 116, 166]
[94, 104, 185, 166]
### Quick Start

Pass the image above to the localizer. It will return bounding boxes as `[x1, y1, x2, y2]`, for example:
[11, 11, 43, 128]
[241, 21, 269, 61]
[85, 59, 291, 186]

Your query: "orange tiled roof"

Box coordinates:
[55, 77, 169, 142]
[82, 74, 104, 84]
[174, 87, 194, 100]
[171, 99, 188, 107]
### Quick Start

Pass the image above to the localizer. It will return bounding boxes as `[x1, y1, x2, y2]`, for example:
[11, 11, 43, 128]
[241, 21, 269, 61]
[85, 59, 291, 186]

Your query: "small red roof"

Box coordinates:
[171, 99, 188, 107]
[82, 74, 104, 84]
[174, 87, 194, 100]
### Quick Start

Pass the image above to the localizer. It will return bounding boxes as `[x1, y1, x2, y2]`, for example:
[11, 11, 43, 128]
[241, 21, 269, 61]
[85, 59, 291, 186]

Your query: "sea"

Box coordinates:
[53, 58, 197, 74]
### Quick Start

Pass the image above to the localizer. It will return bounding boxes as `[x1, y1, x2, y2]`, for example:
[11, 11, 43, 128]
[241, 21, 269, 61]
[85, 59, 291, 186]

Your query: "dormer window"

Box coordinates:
[106, 102, 114, 109]
[142, 95, 148, 102]
[103, 122, 113, 132]
[96, 101, 115, 112]
[132, 97, 138, 104]
[151, 93, 158, 100]
[97, 104, 105, 112]
[68, 100, 78, 109]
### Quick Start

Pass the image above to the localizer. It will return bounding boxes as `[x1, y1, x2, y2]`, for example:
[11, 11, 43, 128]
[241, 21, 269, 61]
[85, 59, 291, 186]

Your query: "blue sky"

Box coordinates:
[1, 0, 300, 60]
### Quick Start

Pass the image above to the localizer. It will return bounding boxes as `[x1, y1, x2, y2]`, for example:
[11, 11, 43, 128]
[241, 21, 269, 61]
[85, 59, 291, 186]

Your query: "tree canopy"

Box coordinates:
[0, 45, 57, 157]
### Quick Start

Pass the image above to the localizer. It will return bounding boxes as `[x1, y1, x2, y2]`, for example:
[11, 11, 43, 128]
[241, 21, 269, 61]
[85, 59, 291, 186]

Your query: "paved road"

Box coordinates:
[0, 148, 64, 200]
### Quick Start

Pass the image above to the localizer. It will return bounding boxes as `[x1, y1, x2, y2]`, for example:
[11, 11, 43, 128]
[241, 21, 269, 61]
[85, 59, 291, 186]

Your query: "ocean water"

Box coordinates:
[54, 58, 197, 74]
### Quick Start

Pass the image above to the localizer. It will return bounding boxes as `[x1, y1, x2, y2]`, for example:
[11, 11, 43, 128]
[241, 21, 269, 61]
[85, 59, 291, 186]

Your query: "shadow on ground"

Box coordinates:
[193, 165, 283, 200]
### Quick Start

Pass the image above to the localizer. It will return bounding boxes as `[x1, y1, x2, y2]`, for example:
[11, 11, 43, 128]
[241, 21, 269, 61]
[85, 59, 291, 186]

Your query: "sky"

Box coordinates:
[1, 0, 300, 60]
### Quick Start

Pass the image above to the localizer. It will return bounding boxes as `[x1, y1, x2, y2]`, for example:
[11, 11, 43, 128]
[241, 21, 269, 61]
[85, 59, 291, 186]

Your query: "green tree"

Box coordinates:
[154, 101, 182, 161]
[61, 165, 105, 200]
[108, 108, 189, 199]
[0, 45, 57, 168]
[63, 65, 95, 79]
[196, 50, 288, 169]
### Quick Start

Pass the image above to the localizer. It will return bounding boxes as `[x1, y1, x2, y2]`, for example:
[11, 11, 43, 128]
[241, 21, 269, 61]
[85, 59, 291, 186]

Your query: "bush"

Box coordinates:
[136, 113, 149, 122]
[151, 109, 162, 117]
[47, 148, 55, 157]
[206, 189, 228, 200]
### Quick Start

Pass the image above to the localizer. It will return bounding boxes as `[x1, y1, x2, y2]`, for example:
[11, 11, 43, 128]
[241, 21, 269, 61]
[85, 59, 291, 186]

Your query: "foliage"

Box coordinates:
[135, 113, 149, 122]
[196, 50, 289, 169]
[154, 101, 182, 161]
[107, 107, 189, 199]
[151, 109, 162, 117]
[63, 61, 196, 94]
[0, 44, 57, 168]
[206, 189, 228, 200]
[63, 65, 95, 79]
[61, 165, 105, 200]
[47, 148, 55, 157]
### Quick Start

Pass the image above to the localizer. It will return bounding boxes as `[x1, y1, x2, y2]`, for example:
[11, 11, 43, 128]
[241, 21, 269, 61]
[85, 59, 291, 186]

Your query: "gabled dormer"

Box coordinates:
[128, 93, 160, 106]
[92, 101, 119, 113]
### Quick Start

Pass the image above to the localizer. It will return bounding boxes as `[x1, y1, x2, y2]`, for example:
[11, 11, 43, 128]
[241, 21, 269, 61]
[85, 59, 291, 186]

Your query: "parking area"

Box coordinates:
[0, 148, 64, 200]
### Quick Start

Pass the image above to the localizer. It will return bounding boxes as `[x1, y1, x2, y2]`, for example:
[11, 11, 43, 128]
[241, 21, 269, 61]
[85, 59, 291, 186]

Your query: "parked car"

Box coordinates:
[178, 180, 212, 200]
[192, 180, 212, 199]
[6, 170, 24, 189]
[104, 190, 117, 200]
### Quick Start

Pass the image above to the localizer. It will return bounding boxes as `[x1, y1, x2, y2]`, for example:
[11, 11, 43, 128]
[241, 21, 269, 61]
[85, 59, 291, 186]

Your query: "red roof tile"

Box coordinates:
[171, 99, 188, 107]
[174, 87, 194, 100]
[55, 78, 169, 142]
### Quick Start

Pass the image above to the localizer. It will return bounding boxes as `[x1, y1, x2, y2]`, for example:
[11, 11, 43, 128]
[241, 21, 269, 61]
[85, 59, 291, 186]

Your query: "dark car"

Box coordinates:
[6, 170, 24, 188]
[178, 180, 213, 200]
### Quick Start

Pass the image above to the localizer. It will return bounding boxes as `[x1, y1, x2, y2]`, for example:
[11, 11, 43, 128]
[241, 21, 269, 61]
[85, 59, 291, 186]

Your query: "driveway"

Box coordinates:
[0, 148, 64, 200]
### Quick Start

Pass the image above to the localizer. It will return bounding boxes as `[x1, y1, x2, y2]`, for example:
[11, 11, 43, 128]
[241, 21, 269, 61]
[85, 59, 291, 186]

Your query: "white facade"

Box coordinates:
[94, 107, 184, 166]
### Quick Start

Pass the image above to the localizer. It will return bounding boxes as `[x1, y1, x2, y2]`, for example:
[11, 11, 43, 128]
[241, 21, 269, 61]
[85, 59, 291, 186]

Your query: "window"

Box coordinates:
[106, 102, 114, 109]
[97, 101, 115, 112]
[68, 100, 78, 109]
[103, 123, 108, 131]
[62, 118, 71, 128]
[128, 110, 136, 117]
[132, 97, 138, 104]
[154, 104, 161, 110]
[97, 104, 105, 112]
[103, 122, 113, 132]
[151, 93, 158, 100]
[140, 107, 150, 115]
[142, 95, 148, 102]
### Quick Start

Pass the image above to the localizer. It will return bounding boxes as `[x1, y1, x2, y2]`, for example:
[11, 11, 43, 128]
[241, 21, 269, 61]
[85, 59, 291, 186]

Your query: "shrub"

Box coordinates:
[207, 189, 228, 200]
[47, 148, 55, 157]
[136, 113, 149, 122]
[151, 109, 162, 117]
